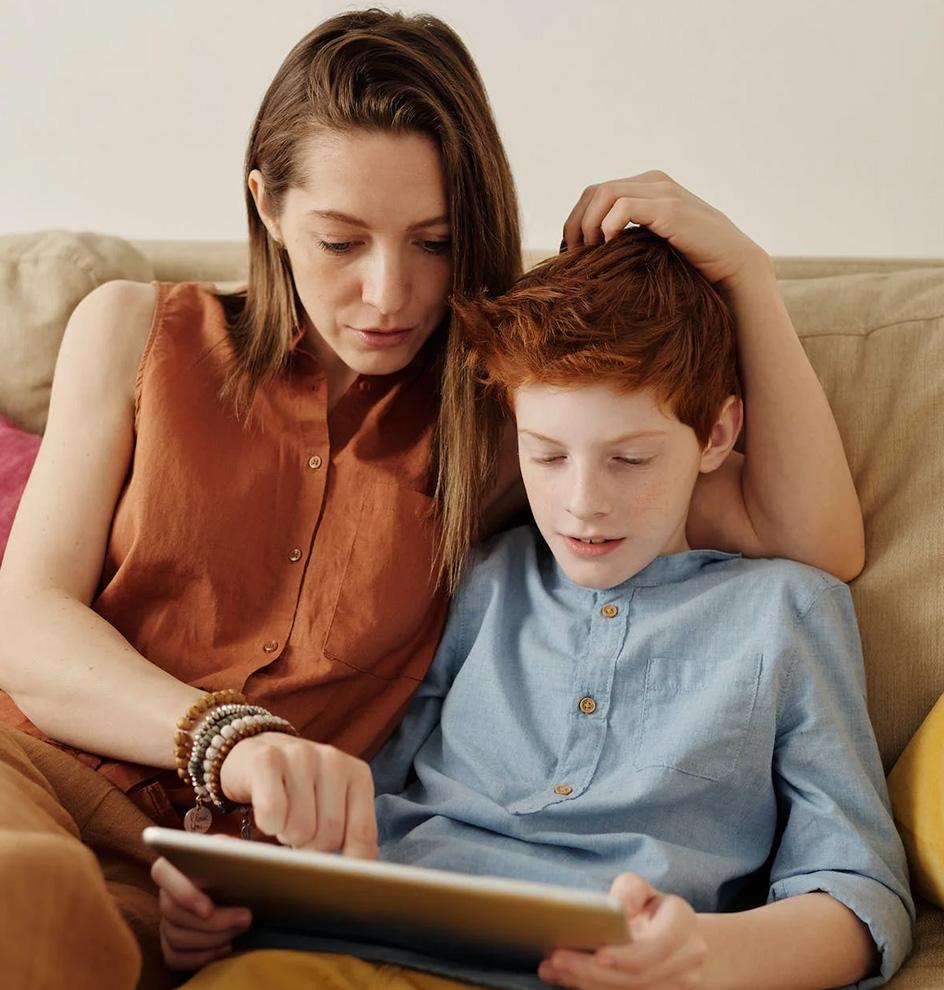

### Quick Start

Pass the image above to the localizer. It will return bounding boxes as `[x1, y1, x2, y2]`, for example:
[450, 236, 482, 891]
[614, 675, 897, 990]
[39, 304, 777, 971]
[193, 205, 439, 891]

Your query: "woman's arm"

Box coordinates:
[540, 876, 877, 990]
[0, 280, 379, 850]
[562, 172, 865, 580]
[0, 280, 203, 765]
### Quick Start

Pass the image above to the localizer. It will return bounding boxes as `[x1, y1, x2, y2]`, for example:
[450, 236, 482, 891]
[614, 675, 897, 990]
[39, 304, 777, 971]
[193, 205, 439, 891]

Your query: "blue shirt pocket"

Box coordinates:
[633, 654, 763, 780]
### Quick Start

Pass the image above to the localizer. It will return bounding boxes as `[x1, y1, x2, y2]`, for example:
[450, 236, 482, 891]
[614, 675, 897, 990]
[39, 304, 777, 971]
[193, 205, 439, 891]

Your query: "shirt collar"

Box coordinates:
[547, 546, 741, 595]
[619, 549, 741, 588]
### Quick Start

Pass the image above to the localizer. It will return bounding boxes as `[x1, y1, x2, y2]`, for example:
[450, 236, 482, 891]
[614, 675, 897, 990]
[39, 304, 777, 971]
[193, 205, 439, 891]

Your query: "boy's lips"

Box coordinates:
[562, 535, 625, 557]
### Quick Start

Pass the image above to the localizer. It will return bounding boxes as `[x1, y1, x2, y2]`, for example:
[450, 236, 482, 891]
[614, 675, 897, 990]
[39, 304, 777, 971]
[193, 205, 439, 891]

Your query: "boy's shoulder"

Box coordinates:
[693, 552, 853, 622]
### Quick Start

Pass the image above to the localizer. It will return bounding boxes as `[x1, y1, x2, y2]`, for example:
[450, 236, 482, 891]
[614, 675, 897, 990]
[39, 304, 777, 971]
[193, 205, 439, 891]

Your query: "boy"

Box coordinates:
[168, 229, 912, 989]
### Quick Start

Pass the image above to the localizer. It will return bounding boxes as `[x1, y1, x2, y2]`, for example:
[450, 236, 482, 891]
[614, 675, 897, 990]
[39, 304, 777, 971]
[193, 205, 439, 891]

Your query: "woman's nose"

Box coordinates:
[361, 251, 409, 316]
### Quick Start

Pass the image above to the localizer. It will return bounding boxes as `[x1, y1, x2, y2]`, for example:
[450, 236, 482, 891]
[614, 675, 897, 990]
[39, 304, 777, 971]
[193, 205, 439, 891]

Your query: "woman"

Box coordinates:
[0, 9, 863, 990]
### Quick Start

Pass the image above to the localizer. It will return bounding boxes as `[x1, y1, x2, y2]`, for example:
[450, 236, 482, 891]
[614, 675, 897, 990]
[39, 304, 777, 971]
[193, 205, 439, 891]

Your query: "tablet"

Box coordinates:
[143, 827, 629, 969]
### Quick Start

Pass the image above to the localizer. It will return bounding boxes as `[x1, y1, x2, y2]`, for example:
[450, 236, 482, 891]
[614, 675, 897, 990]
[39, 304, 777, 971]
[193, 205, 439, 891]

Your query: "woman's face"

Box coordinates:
[250, 129, 453, 401]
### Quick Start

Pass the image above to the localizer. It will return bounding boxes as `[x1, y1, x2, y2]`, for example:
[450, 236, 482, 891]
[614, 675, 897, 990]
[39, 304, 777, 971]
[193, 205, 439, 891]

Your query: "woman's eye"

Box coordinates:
[535, 455, 564, 465]
[419, 239, 451, 255]
[318, 240, 356, 254]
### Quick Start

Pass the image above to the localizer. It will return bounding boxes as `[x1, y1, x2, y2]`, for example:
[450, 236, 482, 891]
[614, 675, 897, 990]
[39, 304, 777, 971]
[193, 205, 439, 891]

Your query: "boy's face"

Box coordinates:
[514, 382, 710, 590]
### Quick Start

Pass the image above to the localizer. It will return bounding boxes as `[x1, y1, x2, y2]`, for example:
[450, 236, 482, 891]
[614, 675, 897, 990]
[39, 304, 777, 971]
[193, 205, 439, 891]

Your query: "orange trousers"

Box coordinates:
[182, 949, 477, 990]
[0, 723, 176, 990]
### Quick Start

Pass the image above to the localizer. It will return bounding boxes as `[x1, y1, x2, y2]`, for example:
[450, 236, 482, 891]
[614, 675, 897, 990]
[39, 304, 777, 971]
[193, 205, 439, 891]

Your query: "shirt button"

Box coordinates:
[288, 548, 302, 562]
[601, 603, 619, 618]
[578, 696, 596, 714]
[262, 640, 280, 654]
[308, 454, 323, 470]
[359, 380, 371, 393]
[554, 784, 573, 796]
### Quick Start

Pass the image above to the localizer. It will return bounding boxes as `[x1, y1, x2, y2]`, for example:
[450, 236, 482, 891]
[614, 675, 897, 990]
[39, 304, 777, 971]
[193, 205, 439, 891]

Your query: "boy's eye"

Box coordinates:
[616, 456, 649, 466]
[318, 240, 356, 254]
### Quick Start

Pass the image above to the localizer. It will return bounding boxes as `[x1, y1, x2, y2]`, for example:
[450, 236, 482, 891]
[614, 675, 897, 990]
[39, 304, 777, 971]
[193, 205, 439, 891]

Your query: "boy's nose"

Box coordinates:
[566, 475, 610, 519]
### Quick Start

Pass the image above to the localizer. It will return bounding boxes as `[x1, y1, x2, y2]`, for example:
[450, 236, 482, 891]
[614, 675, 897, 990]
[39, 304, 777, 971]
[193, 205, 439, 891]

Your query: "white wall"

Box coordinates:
[3, 0, 942, 257]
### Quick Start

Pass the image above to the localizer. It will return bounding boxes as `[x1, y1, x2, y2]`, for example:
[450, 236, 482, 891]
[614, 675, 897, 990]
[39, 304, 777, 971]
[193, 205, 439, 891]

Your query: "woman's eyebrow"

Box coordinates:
[306, 209, 450, 231]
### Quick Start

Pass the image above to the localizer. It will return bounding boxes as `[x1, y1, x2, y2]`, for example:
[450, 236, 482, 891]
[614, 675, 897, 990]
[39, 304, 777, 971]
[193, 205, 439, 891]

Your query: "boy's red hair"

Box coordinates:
[455, 227, 740, 445]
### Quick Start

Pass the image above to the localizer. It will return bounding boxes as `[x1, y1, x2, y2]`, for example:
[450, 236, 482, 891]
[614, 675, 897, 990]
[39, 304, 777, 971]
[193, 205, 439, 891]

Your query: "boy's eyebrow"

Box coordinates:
[306, 209, 451, 231]
[518, 428, 666, 444]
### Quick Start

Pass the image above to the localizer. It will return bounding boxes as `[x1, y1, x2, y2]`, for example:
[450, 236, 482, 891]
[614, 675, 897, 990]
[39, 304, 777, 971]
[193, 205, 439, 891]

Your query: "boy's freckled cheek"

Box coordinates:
[628, 479, 663, 511]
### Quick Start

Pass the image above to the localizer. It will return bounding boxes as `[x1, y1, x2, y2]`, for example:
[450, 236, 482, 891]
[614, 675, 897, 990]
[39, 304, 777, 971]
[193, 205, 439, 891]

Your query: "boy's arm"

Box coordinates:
[696, 892, 878, 990]
[562, 172, 865, 581]
[764, 580, 913, 981]
[541, 883, 876, 990]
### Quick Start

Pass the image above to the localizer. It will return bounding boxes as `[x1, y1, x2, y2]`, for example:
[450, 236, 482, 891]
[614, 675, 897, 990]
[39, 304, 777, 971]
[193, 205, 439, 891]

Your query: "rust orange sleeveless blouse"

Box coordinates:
[0, 282, 450, 817]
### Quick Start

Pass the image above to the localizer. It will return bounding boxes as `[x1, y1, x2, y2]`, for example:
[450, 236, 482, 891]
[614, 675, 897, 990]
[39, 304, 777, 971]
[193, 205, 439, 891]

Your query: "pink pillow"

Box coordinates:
[0, 413, 41, 561]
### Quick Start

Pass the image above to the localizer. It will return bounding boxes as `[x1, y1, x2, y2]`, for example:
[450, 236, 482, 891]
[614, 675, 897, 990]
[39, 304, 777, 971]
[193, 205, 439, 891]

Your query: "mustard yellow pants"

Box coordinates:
[0, 723, 174, 990]
[182, 950, 478, 989]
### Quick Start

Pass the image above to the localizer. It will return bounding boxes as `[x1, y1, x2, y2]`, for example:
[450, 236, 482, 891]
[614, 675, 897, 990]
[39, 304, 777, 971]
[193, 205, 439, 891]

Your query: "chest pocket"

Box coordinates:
[323, 483, 443, 681]
[633, 654, 763, 780]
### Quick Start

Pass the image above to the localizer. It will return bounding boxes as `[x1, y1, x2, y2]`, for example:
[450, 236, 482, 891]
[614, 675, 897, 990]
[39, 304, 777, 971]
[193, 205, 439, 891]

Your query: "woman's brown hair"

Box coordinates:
[221, 8, 520, 588]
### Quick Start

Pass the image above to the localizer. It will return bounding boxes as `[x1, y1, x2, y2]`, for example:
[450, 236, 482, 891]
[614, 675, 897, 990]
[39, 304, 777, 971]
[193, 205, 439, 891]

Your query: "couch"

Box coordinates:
[0, 230, 942, 987]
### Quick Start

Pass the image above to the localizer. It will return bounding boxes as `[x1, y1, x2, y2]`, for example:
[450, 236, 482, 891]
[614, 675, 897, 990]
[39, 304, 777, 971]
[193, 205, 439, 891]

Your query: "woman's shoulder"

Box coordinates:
[58, 280, 158, 401]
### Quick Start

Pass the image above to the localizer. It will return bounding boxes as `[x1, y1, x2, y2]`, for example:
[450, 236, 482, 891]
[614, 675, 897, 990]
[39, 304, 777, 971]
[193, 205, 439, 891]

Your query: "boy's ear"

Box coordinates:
[699, 395, 743, 474]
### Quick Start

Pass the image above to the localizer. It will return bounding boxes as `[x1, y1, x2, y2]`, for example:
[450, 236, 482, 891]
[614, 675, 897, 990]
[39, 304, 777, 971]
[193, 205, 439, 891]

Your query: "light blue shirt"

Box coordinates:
[367, 526, 913, 988]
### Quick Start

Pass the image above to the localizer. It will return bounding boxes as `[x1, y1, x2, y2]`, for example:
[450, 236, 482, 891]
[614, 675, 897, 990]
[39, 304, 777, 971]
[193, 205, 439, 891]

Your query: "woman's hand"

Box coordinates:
[153, 855, 252, 971]
[562, 170, 770, 290]
[538, 873, 707, 990]
[219, 732, 379, 853]
[154, 733, 377, 969]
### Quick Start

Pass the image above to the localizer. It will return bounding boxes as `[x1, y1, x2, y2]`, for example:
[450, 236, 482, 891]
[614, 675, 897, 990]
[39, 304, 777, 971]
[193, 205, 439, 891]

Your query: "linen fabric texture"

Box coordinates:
[0, 722, 174, 990]
[0, 281, 450, 820]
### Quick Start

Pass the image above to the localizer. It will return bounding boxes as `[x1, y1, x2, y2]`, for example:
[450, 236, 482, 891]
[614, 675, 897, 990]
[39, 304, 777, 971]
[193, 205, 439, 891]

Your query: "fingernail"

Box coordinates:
[559, 238, 567, 254]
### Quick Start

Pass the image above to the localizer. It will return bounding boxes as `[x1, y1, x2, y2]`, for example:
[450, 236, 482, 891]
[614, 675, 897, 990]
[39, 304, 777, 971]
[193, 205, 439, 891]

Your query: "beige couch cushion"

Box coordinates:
[782, 266, 944, 769]
[0, 231, 153, 434]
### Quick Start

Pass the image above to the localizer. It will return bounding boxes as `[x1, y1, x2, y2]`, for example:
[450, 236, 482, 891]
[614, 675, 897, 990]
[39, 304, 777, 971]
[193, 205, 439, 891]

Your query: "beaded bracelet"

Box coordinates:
[173, 689, 247, 783]
[202, 713, 298, 814]
[174, 692, 299, 833]
[187, 706, 268, 800]
[173, 689, 251, 833]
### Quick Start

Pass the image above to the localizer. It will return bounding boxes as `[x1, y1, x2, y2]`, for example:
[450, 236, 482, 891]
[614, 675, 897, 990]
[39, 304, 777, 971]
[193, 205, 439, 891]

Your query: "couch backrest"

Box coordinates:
[780, 266, 944, 767]
[1, 231, 942, 769]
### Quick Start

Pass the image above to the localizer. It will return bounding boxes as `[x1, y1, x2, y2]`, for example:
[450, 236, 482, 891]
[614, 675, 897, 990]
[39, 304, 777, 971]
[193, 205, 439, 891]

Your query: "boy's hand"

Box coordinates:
[153, 856, 251, 970]
[538, 873, 707, 990]
[219, 732, 379, 853]
[562, 171, 770, 291]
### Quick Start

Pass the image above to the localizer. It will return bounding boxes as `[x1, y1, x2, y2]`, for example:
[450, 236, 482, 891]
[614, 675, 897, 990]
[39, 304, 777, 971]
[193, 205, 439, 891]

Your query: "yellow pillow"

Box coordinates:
[888, 694, 944, 907]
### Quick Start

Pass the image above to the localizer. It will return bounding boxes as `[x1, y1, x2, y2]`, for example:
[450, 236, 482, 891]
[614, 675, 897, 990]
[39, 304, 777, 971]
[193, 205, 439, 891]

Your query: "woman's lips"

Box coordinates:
[563, 536, 625, 557]
[352, 327, 414, 349]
